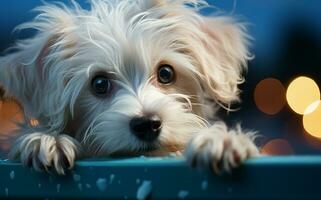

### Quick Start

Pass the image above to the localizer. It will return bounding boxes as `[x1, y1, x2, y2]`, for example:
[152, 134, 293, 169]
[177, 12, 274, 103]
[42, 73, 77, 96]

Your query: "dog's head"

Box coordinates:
[0, 0, 251, 156]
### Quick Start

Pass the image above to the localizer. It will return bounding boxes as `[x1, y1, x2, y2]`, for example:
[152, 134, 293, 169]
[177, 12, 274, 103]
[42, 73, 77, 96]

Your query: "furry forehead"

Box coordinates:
[14, 1, 249, 87]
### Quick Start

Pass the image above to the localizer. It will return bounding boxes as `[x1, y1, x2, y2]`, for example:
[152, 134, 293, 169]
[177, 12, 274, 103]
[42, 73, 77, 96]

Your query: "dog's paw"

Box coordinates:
[9, 133, 81, 175]
[185, 128, 259, 174]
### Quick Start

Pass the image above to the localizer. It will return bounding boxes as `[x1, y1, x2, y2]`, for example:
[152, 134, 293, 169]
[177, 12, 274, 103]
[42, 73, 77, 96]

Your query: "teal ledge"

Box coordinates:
[1, 156, 321, 199]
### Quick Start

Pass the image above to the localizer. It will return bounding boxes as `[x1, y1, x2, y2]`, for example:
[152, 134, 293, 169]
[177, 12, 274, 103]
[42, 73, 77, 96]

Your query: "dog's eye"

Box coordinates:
[157, 64, 175, 84]
[91, 75, 113, 96]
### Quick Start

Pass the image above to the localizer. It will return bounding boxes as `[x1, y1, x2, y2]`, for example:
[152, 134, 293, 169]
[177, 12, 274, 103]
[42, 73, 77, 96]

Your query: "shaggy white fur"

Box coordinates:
[0, 0, 258, 175]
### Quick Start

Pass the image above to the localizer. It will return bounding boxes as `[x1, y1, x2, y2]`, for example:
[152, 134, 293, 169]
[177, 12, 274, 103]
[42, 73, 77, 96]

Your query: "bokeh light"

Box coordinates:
[286, 76, 320, 115]
[261, 139, 294, 155]
[0, 100, 23, 132]
[303, 101, 321, 139]
[0, 100, 24, 151]
[254, 78, 286, 115]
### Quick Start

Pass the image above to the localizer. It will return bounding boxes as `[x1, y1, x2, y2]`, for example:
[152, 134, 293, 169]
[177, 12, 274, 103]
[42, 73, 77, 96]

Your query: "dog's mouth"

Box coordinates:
[109, 139, 184, 157]
[137, 143, 159, 153]
[136, 141, 184, 156]
[108, 142, 159, 157]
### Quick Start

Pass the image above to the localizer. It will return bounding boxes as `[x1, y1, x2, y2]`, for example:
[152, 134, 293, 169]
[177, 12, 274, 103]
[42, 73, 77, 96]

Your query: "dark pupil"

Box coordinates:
[159, 66, 173, 84]
[92, 76, 111, 95]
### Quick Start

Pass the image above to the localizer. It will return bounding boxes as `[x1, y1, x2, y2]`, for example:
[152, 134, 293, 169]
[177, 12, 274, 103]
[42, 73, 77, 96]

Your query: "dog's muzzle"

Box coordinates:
[129, 115, 162, 142]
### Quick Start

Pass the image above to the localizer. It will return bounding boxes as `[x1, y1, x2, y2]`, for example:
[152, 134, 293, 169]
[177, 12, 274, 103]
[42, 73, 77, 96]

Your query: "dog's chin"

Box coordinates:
[108, 141, 181, 157]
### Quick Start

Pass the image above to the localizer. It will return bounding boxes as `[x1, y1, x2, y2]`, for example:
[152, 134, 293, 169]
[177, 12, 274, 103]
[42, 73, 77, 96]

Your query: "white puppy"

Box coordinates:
[0, 0, 259, 175]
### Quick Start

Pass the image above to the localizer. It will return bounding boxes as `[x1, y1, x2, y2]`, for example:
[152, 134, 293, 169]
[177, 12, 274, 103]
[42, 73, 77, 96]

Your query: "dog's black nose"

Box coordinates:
[130, 116, 162, 142]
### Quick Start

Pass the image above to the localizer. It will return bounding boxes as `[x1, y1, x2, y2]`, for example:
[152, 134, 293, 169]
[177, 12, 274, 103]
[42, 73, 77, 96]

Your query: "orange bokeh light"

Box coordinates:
[254, 78, 286, 115]
[261, 139, 294, 155]
[0, 100, 24, 132]
[0, 100, 24, 151]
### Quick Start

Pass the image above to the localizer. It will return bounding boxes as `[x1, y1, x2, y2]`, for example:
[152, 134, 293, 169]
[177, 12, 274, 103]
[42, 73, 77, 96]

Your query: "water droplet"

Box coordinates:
[86, 183, 91, 189]
[178, 190, 189, 199]
[56, 184, 61, 193]
[201, 180, 208, 190]
[5, 188, 8, 197]
[136, 180, 152, 200]
[73, 174, 81, 182]
[10, 171, 15, 180]
[96, 178, 107, 191]
[78, 183, 83, 191]
[109, 174, 115, 184]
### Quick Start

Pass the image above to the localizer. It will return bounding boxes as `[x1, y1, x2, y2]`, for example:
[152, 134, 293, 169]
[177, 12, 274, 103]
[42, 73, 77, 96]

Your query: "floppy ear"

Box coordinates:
[0, 3, 79, 131]
[151, 1, 251, 106]
[196, 16, 252, 106]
